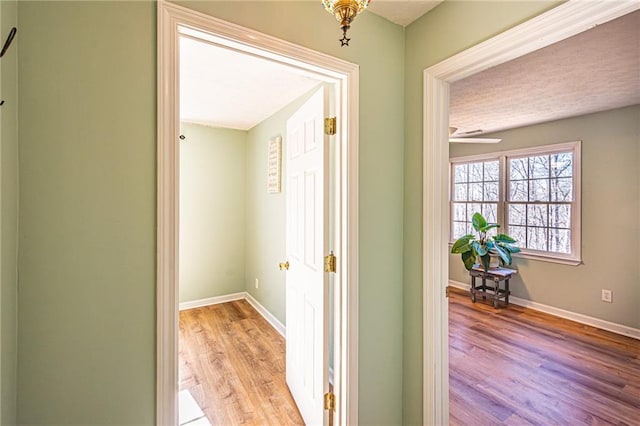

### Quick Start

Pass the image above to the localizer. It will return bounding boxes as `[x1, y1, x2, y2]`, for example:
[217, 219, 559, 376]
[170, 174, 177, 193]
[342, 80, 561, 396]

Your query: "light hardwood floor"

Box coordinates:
[449, 287, 640, 425]
[179, 300, 304, 425]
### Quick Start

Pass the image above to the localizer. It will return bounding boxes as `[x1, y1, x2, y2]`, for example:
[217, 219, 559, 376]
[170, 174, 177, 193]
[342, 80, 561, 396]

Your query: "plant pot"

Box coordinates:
[477, 254, 500, 270]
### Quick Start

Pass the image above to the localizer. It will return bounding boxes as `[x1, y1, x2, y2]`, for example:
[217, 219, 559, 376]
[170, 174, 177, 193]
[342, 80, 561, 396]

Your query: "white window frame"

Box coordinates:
[450, 141, 581, 266]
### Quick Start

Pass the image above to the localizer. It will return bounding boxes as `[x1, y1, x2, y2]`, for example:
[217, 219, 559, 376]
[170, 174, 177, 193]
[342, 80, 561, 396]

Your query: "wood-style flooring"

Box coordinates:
[449, 287, 640, 425]
[179, 300, 304, 425]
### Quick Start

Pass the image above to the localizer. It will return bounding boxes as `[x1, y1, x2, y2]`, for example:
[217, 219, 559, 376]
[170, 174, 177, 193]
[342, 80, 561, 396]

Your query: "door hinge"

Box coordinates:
[324, 117, 336, 136]
[324, 392, 336, 411]
[324, 251, 336, 273]
[446, 286, 450, 298]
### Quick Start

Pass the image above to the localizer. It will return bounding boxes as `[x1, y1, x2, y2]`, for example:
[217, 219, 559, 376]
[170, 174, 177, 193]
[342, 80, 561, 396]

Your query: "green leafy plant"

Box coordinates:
[451, 212, 521, 271]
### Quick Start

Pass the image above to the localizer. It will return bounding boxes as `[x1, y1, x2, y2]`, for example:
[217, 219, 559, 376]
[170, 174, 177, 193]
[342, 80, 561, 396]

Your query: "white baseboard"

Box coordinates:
[448, 280, 640, 340]
[245, 292, 286, 338]
[180, 291, 286, 337]
[179, 292, 245, 311]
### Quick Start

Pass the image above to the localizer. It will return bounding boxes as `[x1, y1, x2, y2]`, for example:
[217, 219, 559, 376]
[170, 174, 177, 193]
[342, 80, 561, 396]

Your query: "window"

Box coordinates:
[450, 141, 581, 265]
[452, 159, 500, 238]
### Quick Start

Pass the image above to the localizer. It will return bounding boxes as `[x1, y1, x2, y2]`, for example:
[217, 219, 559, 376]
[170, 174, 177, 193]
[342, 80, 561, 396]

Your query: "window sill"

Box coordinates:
[448, 242, 582, 266]
[512, 251, 581, 266]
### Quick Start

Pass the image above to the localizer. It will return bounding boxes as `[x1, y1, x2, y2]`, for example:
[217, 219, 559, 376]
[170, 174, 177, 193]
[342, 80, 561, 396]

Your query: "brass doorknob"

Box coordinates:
[279, 261, 290, 270]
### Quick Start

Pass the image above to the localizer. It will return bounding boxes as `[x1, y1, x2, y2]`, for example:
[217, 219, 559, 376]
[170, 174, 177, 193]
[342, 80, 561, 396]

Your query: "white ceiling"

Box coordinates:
[450, 9, 640, 137]
[180, 36, 322, 130]
[367, 0, 441, 27]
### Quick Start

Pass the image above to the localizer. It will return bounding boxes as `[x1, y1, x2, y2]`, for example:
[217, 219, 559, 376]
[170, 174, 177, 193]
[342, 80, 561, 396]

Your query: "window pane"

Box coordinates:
[530, 179, 549, 202]
[509, 225, 526, 246]
[470, 182, 484, 201]
[509, 158, 528, 180]
[453, 203, 467, 221]
[551, 178, 573, 202]
[549, 204, 571, 228]
[467, 203, 481, 222]
[508, 204, 526, 226]
[550, 153, 572, 178]
[549, 229, 571, 253]
[483, 181, 499, 202]
[527, 227, 548, 251]
[453, 222, 469, 239]
[454, 163, 468, 183]
[484, 160, 499, 181]
[482, 203, 498, 224]
[510, 180, 528, 201]
[529, 155, 549, 179]
[527, 204, 548, 227]
[469, 163, 483, 182]
[454, 183, 468, 201]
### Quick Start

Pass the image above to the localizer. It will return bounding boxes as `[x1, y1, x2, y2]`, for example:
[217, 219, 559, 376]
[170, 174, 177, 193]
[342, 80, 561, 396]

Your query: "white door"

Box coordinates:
[285, 86, 330, 426]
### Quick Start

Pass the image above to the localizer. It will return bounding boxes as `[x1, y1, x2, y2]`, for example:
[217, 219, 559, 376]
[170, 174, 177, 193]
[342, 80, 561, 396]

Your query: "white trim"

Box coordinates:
[157, 2, 359, 425]
[448, 280, 640, 340]
[449, 140, 581, 163]
[157, 3, 179, 424]
[422, 73, 450, 426]
[245, 292, 286, 338]
[423, 1, 640, 425]
[178, 293, 246, 311]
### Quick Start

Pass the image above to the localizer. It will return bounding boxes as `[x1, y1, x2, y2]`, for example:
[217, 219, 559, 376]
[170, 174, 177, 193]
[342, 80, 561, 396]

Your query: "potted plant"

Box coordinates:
[451, 212, 521, 271]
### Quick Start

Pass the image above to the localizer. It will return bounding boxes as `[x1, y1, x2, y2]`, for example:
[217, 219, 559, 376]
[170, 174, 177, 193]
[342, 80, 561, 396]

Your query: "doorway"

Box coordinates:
[422, 1, 640, 424]
[157, 2, 360, 425]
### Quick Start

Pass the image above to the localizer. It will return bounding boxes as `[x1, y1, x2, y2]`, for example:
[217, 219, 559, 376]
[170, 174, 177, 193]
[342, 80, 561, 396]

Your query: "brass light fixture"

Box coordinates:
[322, 0, 370, 47]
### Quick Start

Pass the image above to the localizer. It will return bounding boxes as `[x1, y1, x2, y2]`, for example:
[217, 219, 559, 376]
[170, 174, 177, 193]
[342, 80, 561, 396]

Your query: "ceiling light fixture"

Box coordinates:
[322, 0, 370, 47]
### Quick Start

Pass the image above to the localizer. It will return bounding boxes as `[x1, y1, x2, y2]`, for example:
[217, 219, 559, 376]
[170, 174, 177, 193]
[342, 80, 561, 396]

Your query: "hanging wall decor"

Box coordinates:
[267, 136, 282, 193]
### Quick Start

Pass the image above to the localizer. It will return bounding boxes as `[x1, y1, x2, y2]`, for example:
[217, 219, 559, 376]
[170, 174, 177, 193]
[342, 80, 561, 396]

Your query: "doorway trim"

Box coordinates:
[157, 1, 360, 425]
[422, 0, 640, 424]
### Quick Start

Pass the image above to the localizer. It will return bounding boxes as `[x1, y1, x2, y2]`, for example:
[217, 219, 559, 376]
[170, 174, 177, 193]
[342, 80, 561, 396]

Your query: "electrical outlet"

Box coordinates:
[255, 278, 259, 289]
[601, 289, 612, 303]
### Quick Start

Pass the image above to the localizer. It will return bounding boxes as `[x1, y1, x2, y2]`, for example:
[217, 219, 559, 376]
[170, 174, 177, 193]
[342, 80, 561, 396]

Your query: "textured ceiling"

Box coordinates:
[180, 36, 321, 130]
[450, 10, 640, 137]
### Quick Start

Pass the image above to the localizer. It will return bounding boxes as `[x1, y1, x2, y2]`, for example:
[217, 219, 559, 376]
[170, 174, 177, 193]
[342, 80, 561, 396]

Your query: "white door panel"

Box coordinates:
[285, 87, 330, 426]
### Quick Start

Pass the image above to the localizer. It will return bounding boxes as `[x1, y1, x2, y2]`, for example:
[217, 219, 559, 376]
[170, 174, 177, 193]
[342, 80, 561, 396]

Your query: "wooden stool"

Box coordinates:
[469, 266, 517, 308]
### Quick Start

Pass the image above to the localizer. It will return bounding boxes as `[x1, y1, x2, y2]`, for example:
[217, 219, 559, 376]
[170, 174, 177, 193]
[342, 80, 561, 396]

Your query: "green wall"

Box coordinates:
[449, 106, 640, 329]
[18, 2, 156, 424]
[18, 1, 404, 424]
[244, 87, 320, 325]
[1, 2, 18, 424]
[402, 2, 561, 424]
[179, 123, 247, 303]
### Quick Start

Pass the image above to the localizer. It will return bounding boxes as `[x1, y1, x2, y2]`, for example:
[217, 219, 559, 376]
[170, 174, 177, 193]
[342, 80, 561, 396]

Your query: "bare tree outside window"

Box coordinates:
[450, 141, 580, 263]
[452, 160, 499, 239]
[507, 152, 573, 254]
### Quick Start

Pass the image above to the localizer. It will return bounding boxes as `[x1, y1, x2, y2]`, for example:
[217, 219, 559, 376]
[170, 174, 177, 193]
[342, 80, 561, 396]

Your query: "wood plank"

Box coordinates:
[179, 300, 304, 425]
[449, 287, 640, 426]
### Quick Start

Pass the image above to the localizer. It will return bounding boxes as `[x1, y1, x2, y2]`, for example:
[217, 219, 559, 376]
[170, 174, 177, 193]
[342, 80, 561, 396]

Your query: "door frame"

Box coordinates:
[157, 1, 360, 425]
[422, 0, 640, 424]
